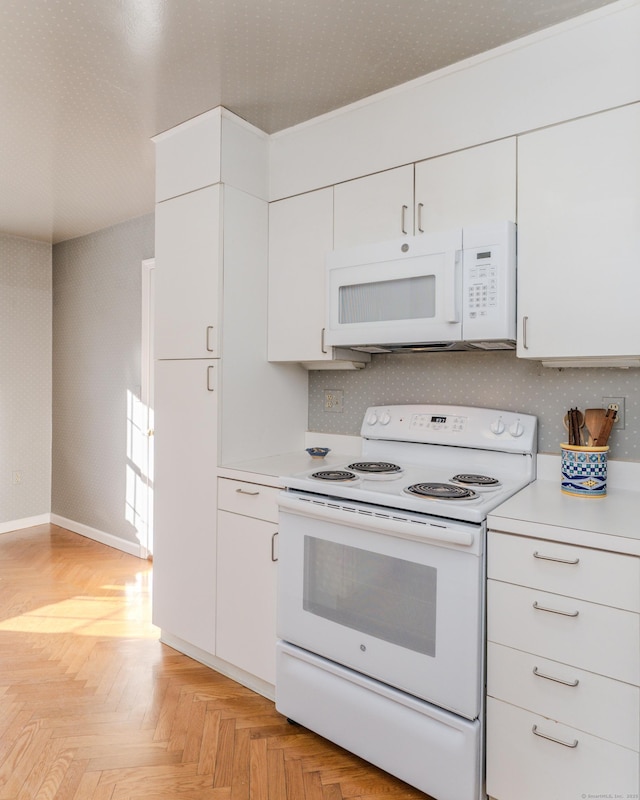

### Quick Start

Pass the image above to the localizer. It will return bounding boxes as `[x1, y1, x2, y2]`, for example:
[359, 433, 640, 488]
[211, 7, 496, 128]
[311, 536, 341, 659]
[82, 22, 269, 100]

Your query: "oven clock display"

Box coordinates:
[410, 414, 467, 431]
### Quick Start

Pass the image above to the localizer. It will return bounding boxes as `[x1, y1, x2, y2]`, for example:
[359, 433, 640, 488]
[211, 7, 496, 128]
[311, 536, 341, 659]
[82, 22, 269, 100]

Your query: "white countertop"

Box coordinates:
[488, 479, 640, 556]
[217, 433, 362, 485]
[217, 449, 356, 487]
[219, 440, 640, 556]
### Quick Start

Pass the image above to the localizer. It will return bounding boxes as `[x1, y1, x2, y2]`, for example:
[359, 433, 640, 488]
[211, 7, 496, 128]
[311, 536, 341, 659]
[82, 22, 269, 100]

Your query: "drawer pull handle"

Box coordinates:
[533, 551, 580, 565]
[236, 488, 260, 496]
[532, 724, 578, 749]
[271, 531, 278, 562]
[533, 601, 579, 617]
[533, 666, 579, 687]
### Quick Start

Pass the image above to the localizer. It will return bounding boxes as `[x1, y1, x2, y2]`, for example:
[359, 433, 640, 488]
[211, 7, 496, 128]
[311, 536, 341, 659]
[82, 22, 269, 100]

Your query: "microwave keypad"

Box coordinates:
[468, 265, 497, 317]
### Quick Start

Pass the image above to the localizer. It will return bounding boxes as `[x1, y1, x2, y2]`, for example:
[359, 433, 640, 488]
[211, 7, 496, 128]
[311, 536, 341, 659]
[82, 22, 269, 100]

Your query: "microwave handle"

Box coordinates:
[444, 250, 461, 323]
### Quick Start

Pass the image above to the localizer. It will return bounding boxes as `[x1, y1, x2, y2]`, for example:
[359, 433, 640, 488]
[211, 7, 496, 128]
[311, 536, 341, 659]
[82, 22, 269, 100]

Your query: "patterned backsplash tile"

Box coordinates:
[309, 351, 640, 460]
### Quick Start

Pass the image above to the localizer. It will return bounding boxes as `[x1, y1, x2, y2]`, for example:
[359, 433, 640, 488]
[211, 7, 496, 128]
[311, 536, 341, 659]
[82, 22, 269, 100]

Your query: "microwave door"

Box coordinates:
[325, 231, 463, 348]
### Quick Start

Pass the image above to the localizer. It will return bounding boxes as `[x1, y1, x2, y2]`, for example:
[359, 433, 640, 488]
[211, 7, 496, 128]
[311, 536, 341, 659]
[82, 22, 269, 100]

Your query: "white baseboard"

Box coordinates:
[50, 514, 146, 558]
[0, 513, 51, 535]
[159, 631, 276, 702]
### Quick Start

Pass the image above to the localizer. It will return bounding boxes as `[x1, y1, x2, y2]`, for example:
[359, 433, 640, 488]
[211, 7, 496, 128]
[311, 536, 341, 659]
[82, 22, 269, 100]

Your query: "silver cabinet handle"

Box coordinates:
[532, 724, 578, 749]
[321, 327, 328, 354]
[207, 364, 215, 392]
[533, 666, 579, 687]
[206, 325, 215, 352]
[522, 315, 529, 349]
[533, 551, 580, 565]
[236, 488, 259, 496]
[271, 531, 278, 562]
[401, 204, 409, 235]
[417, 202, 424, 233]
[533, 601, 579, 617]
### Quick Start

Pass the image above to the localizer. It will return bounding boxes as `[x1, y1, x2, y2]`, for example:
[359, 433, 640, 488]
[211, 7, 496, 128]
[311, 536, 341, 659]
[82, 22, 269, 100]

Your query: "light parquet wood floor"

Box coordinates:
[0, 524, 432, 800]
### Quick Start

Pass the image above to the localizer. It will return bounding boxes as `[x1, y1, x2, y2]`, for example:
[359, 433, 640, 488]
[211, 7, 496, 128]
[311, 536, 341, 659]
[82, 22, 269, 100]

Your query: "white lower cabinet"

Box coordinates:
[215, 477, 280, 685]
[486, 531, 640, 800]
[152, 359, 218, 654]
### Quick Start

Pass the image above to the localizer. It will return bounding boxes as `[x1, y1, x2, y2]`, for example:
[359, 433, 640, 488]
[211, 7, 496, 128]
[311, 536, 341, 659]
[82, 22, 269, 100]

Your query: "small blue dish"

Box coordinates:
[306, 447, 330, 459]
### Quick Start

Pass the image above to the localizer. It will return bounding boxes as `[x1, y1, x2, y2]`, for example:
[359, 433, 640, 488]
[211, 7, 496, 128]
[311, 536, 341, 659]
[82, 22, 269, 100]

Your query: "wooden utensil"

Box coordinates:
[564, 408, 584, 446]
[593, 404, 618, 447]
[585, 408, 606, 446]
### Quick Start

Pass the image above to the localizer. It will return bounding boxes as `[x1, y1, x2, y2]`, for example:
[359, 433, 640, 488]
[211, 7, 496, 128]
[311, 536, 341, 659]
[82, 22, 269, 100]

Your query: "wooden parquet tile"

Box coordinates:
[0, 524, 431, 799]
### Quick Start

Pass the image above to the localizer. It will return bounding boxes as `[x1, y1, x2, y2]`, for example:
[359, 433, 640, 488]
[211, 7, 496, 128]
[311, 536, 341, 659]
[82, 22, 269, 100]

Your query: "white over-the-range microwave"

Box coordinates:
[325, 221, 516, 353]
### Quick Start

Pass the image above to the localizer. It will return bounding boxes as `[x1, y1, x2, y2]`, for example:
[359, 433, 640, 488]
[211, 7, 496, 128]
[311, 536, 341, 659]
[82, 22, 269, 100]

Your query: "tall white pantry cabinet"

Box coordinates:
[151, 108, 307, 661]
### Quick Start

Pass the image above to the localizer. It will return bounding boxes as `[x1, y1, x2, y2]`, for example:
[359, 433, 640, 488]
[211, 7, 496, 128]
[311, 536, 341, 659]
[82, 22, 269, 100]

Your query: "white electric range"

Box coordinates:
[276, 404, 537, 800]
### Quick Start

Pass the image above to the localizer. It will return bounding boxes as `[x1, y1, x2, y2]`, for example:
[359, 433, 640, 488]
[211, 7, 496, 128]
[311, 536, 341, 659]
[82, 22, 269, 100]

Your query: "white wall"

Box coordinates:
[52, 214, 154, 547]
[0, 234, 52, 528]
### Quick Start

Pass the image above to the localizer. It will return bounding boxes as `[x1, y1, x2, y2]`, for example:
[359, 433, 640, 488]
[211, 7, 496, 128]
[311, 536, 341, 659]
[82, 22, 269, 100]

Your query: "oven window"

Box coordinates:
[338, 275, 436, 324]
[303, 536, 437, 656]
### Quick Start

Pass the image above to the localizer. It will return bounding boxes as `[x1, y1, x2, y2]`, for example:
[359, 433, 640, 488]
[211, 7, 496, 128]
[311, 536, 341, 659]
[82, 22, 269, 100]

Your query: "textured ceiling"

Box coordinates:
[0, 0, 619, 244]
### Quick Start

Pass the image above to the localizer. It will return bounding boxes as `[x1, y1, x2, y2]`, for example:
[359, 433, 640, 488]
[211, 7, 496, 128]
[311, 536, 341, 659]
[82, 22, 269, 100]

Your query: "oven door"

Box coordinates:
[277, 491, 484, 720]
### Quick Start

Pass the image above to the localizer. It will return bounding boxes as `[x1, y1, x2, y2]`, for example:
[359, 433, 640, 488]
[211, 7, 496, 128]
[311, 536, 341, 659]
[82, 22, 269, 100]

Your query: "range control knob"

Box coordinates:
[379, 411, 391, 425]
[490, 417, 505, 435]
[509, 420, 524, 438]
[366, 411, 378, 426]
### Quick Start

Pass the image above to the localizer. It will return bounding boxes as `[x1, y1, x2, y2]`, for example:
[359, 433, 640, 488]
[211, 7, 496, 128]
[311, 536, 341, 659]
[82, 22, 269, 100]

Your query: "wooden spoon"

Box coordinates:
[585, 408, 606, 446]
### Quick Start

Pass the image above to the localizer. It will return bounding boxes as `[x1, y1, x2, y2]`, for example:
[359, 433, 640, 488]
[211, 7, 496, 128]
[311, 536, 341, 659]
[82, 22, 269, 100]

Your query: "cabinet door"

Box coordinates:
[414, 139, 516, 234]
[216, 509, 277, 684]
[333, 164, 414, 248]
[268, 188, 334, 362]
[517, 103, 640, 360]
[152, 359, 218, 654]
[154, 184, 222, 360]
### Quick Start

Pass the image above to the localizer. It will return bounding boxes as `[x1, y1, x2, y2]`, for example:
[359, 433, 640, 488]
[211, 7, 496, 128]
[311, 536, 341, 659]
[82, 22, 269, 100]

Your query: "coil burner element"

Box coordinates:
[404, 482, 477, 500]
[311, 470, 358, 482]
[348, 461, 402, 474]
[451, 473, 500, 487]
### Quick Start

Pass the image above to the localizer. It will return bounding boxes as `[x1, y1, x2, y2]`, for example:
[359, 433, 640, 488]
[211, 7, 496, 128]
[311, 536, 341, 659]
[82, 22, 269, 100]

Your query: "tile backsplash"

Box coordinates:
[309, 351, 640, 460]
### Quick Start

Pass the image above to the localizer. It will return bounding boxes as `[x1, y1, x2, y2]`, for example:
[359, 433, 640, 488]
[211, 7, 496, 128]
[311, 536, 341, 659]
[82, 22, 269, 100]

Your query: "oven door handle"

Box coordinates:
[278, 493, 475, 547]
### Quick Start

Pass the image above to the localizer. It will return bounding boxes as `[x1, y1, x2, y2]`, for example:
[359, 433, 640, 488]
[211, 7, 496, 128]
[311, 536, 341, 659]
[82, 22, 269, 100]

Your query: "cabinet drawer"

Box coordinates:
[487, 642, 639, 750]
[218, 478, 280, 522]
[488, 580, 639, 684]
[488, 531, 640, 612]
[486, 697, 639, 800]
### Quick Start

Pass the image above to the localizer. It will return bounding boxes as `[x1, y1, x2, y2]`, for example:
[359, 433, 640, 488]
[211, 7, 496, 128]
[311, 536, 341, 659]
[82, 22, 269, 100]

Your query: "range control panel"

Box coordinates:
[410, 413, 467, 433]
[362, 404, 537, 454]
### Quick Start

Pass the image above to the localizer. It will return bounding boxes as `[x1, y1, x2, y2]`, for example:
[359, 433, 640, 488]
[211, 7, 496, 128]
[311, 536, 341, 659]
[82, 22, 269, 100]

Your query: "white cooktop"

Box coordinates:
[281, 405, 537, 524]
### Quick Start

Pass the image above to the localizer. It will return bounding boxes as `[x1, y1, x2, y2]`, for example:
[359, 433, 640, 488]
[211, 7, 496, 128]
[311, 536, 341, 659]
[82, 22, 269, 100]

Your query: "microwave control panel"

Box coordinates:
[461, 221, 516, 342]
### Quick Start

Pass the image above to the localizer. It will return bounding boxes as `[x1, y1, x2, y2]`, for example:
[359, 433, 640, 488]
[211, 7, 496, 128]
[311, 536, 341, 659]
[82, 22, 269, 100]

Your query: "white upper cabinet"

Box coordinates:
[154, 184, 222, 360]
[414, 139, 516, 233]
[333, 165, 414, 249]
[332, 141, 516, 251]
[154, 107, 268, 202]
[516, 103, 640, 366]
[268, 188, 369, 368]
[268, 188, 333, 363]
